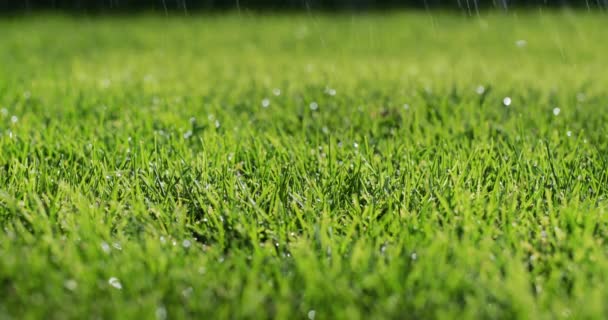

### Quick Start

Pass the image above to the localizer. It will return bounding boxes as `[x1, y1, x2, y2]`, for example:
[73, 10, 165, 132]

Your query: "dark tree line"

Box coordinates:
[1, 0, 606, 12]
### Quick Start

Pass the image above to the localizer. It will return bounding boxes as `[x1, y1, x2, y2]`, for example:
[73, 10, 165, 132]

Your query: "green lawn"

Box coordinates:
[1, 11, 608, 319]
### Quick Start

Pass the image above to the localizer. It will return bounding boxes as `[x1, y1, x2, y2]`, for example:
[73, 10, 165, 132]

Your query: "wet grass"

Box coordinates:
[1, 10, 608, 319]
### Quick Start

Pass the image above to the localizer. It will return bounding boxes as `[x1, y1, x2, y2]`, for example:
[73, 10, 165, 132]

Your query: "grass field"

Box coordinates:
[1, 11, 608, 319]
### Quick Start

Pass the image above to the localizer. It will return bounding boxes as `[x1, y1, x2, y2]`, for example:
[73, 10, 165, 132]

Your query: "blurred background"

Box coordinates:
[2, 0, 607, 13]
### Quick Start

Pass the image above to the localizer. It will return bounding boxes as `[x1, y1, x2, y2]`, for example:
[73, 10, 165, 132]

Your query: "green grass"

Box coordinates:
[1, 10, 608, 319]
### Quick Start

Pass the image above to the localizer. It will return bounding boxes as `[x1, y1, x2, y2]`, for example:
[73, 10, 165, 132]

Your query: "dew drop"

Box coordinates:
[261, 98, 270, 108]
[307, 310, 316, 320]
[64, 279, 78, 291]
[108, 277, 122, 290]
[101, 242, 111, 254]
[156, 306, 167, 320]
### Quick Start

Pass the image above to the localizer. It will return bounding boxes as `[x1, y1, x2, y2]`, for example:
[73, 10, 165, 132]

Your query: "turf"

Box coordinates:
[1, 10, 608, 319]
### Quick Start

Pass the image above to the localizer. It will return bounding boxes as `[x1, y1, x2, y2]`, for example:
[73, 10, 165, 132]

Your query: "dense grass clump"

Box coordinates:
[1, 11, 608, 319]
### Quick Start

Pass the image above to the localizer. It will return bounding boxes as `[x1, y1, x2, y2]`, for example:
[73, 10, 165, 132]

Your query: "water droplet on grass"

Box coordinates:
[182, 239, 192, 248]
[272, 88, 281, 96]
[215, 120, 221, 128]
[108, 277, 122, 290]
[101, 242, 111, 253]
[353, 142, 359, 149]
[553, 107, 561, 116]
[156, 306, 167, 320]
[515, 39, 527, 47]
[307, 310, 316, 320]
[476, 85, 485, 95]
[309, 102, 318, 111]
[261, 98, 270, 108]
[403, 104, 410, 110]
[411, 252, 417, 260]
[112, 242, 122, 250]
[10, 116, 18, 123]
[503, 97, 512, 106]
[0, 108, 7, 116]
[64, 279, 78, 291]
[182, 286, 193, 298]
[566, 131, 572, 137]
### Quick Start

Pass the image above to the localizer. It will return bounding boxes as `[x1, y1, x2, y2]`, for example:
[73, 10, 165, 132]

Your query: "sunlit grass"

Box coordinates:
[1, 11, 608, 318]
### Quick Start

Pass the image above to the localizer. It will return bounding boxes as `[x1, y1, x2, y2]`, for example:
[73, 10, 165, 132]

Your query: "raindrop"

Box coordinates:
[411, 252, 417, 260]
[502, 97, 512, 107]
[64, 279, 78, 291]
[476, 85, 485, 95]
[182, 286, 194, 298]
[272, 88, 281, 96]
[215, 120, 221, 128]
[183, 130, 193, 139]
[307, 310, 316, 320]
[353, 142, 359, 149]
[182, 239, 192, 248]
[101, 242, 111, 253]
[10, 116, 18, 123]
[0, 108, 7, 116]
[108, 277, 122, 290]
[553, 107, 561, 116]
[156, 306, 167, 320]
[261, 98, 270, 108]
[566, 131, 572, 137]
[309, 102, 318, 111]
